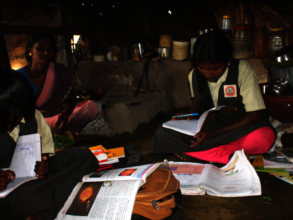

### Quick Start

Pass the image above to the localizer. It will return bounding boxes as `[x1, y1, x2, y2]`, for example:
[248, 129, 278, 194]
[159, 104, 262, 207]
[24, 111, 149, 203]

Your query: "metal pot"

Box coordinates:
[156, 47, 171, 58]
[273, 45, 293, 63]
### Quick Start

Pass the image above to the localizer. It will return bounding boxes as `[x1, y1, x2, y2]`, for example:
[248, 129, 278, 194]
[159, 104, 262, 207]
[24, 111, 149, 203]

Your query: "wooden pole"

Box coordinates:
[60, 1, 75, 76]
[0, 4, 11, 69]
[242, 2, 255, 28]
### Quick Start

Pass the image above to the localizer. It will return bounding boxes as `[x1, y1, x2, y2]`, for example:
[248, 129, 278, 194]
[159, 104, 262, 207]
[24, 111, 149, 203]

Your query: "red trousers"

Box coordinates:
[185, 127, 275, 164]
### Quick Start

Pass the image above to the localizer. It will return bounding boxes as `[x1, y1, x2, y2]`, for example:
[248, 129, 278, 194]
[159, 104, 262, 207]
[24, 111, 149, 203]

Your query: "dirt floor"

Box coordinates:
[76, 110, 293, 220]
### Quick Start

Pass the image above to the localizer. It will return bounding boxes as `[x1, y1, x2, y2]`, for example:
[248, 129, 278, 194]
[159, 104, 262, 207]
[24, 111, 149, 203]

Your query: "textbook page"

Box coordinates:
[10, 133, 41, 177]
[200, 150, 255, 196]
[169, 150, 260, 197]
[82, 162, 168, 186]
[207, 150, 261, 197]
[55, 180, 141, 220]
[169, 162, 210, 195]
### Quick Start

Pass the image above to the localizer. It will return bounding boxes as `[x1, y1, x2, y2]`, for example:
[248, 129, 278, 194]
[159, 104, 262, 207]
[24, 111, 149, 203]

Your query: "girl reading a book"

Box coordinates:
[0, 68, 99, 220]
[150, 30, 276, 164]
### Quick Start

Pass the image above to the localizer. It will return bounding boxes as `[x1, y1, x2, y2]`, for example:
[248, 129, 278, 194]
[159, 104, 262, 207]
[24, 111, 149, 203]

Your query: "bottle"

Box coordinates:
[131, 45, 141, 61]
[222, 15, 230, 30]
[269, 28, 285, 52]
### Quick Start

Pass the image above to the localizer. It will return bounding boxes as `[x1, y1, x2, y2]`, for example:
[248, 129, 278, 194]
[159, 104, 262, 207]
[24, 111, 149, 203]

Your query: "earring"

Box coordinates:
[29, 52, 32, 56]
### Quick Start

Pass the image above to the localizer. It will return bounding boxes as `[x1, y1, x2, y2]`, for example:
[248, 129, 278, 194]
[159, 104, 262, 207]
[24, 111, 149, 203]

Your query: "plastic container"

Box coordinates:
[232, 24, 252, 59]
[253, 27, 268, 59]
[159, 35, 172, 48]
[269, 28, 285, 52]
[222, 15, 230, 30]
[111, 52, 119, 62]
[172, 41, 189, 60]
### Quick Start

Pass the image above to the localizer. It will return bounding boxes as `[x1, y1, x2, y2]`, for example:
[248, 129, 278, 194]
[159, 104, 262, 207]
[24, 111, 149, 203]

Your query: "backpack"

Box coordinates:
[132, 168, 183, 220]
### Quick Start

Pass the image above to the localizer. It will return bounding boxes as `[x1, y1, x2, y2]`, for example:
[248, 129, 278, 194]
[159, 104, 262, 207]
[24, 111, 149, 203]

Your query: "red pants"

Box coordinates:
[185, 127, 275, 164]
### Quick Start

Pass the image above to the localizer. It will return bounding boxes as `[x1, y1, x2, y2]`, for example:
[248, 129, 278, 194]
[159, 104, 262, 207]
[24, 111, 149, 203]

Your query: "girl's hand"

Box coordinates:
[190, 129, 221, 147]
[51, 115, 68, 134]
[0, 170, 15, 190]
[35, 156, 49, 179]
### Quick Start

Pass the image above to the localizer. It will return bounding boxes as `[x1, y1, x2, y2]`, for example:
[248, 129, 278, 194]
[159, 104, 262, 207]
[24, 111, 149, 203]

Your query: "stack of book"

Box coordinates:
[89, 145, 125, 165]
[252, 149, 293, 185]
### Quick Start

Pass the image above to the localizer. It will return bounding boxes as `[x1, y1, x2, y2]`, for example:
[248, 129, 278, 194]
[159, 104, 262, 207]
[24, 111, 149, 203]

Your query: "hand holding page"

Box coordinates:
[0, 134, 41, 198]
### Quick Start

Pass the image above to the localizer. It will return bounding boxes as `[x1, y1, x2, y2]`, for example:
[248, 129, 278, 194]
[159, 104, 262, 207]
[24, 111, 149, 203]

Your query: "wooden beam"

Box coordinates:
[1, 25, 89, 35]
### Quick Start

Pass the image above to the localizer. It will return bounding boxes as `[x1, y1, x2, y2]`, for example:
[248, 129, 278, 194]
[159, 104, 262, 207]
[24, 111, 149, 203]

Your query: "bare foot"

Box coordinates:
[174, 153, 192, 161]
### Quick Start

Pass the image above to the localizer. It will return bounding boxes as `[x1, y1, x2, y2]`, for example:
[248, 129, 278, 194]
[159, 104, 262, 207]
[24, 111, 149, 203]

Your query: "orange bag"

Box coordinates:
[132, 168, 180, 220]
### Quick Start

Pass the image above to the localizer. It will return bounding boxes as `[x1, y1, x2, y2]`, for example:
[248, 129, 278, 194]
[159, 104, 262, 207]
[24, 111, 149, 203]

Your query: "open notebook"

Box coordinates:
[0, 133, 41, 198]
[163, 106, 226, 136]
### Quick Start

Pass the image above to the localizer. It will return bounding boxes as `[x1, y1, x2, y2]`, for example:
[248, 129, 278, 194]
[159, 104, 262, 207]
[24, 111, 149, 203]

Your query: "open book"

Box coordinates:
[169, 150, 261, 197]
[275, 147, 293, 163]
[55, 162, 168, 220]
[163, 106, 227, 136]
[0, 134, 41, 198]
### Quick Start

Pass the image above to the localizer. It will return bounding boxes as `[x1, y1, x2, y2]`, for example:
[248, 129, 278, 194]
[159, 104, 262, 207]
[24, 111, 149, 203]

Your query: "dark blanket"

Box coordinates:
[150, 111, 276, 158]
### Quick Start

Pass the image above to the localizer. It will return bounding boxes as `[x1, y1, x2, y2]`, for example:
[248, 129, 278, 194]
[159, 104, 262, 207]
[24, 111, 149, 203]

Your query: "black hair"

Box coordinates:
[0, 68, 35, 133]
[192, 30, 233, 114]
[193, 30, 233, 66]
[25, 30, 57, 63]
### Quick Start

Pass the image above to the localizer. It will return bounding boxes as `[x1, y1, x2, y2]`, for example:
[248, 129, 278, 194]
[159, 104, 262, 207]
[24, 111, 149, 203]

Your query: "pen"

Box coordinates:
[171, 113, 199, 119]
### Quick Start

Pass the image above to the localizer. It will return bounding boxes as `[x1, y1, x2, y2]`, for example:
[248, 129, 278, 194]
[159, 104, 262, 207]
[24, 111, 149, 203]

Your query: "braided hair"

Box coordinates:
[192, 30, 233, 114]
